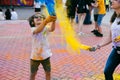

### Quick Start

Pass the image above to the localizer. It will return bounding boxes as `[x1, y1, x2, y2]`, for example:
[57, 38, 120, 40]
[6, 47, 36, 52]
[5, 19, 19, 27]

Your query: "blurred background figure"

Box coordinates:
[91, 0, 106, 37]
[5, 8, 11, 20]
[83, 0, 95, 25]
[65, 0, 77, 25]
[0, 8, 5, 20]
[76, 0, 89, 35]
[11, 8, 18, 20]
[105, 0, 110, 12]
[62, 0, 67, 8]
[34, 0, 41, 13]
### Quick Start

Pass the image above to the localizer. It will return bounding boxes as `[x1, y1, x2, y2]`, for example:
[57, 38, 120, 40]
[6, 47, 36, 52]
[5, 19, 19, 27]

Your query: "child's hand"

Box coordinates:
[114, 36, 120, 42]
[89, 47, 96, 52]
[44, 16, 57, 24]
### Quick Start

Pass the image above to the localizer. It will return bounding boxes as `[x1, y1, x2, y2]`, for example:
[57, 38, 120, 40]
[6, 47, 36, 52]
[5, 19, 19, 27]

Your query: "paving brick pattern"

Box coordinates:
[0, 20, 120, 80]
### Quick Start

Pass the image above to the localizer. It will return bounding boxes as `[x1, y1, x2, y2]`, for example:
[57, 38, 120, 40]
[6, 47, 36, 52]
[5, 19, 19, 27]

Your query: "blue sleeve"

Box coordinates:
[45, 0, 56, 16]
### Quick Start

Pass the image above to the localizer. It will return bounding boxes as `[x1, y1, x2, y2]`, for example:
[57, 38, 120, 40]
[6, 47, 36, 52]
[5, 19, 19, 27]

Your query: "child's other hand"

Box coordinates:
[89, 47, 96, 52]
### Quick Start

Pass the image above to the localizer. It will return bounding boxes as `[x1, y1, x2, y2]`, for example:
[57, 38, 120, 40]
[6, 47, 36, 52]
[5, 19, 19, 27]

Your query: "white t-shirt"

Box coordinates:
[30, 27, 52, 60]
[0, 12, 5, 20]
[11, 11, 18, 20]
[111, 18, 120, 48]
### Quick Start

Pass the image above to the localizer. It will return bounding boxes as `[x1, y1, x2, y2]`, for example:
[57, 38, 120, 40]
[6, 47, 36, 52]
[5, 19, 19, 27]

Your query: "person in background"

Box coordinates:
[34, 0, 41, 13]
[91, 0, 99, 35]
[76, 0, 89, 35]
[105, 0, 110, 12]
[83, 0, 95, 25]
[65, 0, 78, 25]
[0, 8, 5, 20]
[11, 8, 18, 20]
[91, 0, 106, 37]
[5, 8, 11, 20]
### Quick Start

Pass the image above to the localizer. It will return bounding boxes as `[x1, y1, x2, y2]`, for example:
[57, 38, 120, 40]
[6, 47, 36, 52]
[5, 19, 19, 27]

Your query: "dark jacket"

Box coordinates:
[5, 9, 11, 20]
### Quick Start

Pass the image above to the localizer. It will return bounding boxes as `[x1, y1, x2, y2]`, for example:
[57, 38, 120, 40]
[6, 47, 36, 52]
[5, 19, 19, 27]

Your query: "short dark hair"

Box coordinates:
[28, 15, 35, 27]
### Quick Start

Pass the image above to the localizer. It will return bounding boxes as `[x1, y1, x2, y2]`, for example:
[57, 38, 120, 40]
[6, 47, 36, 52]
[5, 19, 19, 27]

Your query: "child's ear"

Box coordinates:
[30, 20, 35, 27]
[32, 22, 34, 25]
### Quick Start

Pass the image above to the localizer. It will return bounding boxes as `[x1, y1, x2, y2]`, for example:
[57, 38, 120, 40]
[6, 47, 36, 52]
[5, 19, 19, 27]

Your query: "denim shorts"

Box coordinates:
[97, 14, 105, 26]
[30, 57, 51, 73]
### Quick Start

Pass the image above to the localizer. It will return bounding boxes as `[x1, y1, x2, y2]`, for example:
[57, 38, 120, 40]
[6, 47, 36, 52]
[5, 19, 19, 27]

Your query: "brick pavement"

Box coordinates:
[0, 20, 120, 80]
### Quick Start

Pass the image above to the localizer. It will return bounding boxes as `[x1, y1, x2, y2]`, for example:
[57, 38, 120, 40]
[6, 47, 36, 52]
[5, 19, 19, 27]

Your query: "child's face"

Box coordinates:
[33, 14, 44, 26]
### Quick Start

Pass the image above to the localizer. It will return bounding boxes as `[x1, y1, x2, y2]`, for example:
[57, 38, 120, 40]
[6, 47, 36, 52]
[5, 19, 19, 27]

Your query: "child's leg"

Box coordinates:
[30, 59, 41, 80]
[30, 72, 37, 80]
[45, 72, 51, 80]
[41, 57, 51, 80]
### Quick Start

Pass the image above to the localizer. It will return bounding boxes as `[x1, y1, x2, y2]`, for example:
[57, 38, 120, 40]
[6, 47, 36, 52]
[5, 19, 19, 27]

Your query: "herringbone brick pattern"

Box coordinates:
[0, 20, 120, 80]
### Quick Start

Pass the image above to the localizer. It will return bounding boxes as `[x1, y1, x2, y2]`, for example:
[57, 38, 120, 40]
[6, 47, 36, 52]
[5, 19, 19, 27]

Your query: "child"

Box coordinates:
[28, 13, 56, 80]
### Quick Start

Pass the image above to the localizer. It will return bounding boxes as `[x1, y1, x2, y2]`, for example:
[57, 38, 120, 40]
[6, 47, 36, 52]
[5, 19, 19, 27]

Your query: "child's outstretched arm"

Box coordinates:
[33, 16, 57, 34]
